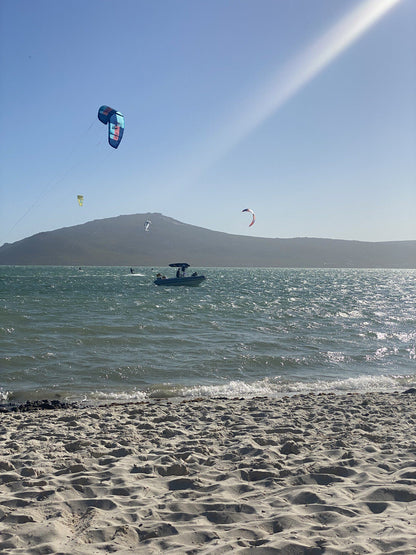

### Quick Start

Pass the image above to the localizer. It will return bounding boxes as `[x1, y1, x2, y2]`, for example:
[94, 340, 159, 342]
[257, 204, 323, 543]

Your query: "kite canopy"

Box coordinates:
[242, 208, 255, 227]
[77, 195, 84, 206]
[98, 105, 124, 149]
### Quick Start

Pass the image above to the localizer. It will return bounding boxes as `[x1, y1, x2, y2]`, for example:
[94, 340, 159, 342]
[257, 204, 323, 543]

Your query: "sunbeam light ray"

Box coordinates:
[170, 0, 401, 190]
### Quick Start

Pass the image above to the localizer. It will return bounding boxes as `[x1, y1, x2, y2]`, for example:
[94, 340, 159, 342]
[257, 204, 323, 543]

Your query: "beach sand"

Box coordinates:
[1, 392, 416, 554]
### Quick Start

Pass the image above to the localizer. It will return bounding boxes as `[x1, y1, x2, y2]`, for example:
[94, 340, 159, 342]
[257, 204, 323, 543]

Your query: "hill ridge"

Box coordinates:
[1, 213, 415, 267]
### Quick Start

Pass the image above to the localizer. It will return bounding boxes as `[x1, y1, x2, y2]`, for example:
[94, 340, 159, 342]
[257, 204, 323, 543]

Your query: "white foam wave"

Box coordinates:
[178, 374, 415, 399]
[90, 390, 148, 402]
[181, 380, 277, 399]
[0, 388, 10, 401]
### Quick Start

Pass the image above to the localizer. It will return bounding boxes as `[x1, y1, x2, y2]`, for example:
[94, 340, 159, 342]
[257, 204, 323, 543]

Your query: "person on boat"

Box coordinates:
[181, 265, 186, 277]
[192, 271, 198, 277]
[176, 268, 181, 278]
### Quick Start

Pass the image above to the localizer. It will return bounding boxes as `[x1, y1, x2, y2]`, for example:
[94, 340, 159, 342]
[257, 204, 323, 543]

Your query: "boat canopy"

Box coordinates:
[169, 263, 190, 268]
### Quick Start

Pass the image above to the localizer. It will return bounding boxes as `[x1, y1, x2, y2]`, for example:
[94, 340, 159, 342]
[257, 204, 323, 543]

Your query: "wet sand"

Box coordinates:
[1, 391, 416, 554]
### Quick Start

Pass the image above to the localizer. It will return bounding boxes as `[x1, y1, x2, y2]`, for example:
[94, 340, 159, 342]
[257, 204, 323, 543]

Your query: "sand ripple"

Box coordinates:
[1, 392, 416, 553]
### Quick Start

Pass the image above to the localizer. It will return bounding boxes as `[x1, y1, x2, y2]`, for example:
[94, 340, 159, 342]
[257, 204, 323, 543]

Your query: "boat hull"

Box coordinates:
[154, 275, 206, 287]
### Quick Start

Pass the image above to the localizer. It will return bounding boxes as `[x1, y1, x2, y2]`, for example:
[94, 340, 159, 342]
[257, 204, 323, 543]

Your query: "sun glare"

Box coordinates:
[183, 0, 402, 185]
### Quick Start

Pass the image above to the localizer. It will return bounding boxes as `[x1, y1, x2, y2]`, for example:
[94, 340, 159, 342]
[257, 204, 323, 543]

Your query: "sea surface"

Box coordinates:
[1, 266, 415, 404]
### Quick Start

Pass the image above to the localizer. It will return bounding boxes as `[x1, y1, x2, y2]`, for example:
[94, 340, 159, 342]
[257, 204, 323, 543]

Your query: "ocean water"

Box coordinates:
[1, 266, 415, 403]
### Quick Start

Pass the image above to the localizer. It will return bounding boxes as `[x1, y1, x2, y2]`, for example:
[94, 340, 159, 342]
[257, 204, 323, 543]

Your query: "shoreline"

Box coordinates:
[1, 387, 415, 412]
[1, 391, 416, 553]
[2, 382, 415, 412]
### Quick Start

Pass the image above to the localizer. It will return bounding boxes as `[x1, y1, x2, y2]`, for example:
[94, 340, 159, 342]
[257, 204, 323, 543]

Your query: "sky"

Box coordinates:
[0, 0, 415, 244]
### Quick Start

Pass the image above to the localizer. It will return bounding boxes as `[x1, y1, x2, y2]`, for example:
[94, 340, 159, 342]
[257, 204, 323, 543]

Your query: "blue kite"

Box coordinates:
[98, 105, 125, 149]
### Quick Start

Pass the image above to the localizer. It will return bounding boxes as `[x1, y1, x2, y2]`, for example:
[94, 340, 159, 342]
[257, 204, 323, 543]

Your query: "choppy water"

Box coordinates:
[1, 266, 415, 403]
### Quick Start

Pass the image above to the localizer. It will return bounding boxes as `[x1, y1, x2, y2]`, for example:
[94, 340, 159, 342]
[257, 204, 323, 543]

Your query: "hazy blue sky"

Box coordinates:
[1, 0, 414, 244]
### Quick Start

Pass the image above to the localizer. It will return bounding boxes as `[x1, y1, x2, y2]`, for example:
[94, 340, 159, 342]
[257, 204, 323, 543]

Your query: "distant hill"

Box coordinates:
[0, 213, 415, 268]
